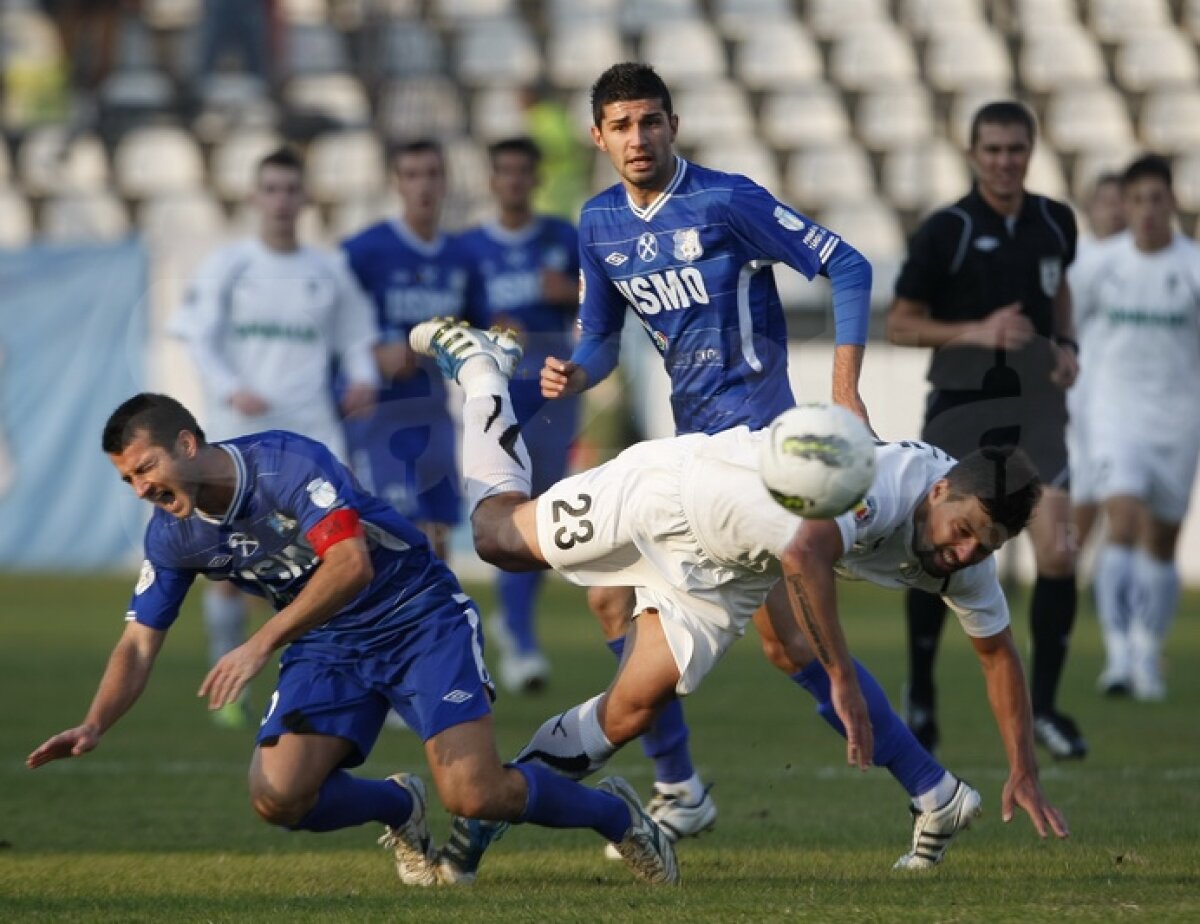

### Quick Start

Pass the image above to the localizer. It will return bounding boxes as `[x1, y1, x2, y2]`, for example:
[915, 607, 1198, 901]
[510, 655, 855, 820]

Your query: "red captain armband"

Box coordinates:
[306, 508, 364, 557]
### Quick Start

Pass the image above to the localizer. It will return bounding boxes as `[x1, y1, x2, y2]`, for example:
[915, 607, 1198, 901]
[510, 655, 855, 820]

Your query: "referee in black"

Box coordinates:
[886, 101, 1086, 759]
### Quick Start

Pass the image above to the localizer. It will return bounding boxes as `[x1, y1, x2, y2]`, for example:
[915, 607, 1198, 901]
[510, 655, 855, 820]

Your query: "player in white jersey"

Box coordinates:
[1066, 174, 1126, 547]
[411, 319, 1069, 880]
[1068, 155, 1200, 700]
[169, 147, 381, 727]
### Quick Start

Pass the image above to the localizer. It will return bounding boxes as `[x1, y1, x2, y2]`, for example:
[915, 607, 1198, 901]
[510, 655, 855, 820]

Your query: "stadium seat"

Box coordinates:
[785, 141, 876, 211]
[431, 0, 516, 27]
[641, 18, 726, 83]
[1138, 87, 1200, 154]
[280, 23, 350, 77]
[0, 189, 33, 249]
[377, 77, 467, 140]
[946, 85, 1018, 148]
[192, 74, 277, 146]
[443, 137, 491, 227]
[1086, 0, 1170, 45]
[1186, 0, 1200, 41]
[818, 198, 905, 289]
[673, 81, 754, 146]
[545, 0, 619, 27]
[231, 201, 327, 243]
[0, 141, 10, 186]
[547, 26, 628, 90]
[279, 0, 330, 24]
[283, 73, 370, 126]
[1018, 26, 1105, 92]
[1071, 145, 1139, 201]
[41, 192, 131, 243]
[453, 18, 540, 87]
[307, 130, 386, 205]
[733, 19, 822, 90]
[829, 23, 919, 93]
[99, 69, 176, 114]
[141, 0, 202, 30]
[856, 84, 935, 152]
[759, 83, 851, 151]
[114, 125, 206, 199]
[1009, 0, 1079, 34]
[898, 0, 985, 38]
[1113, 28, 1199, 93]
[881, 139, 970, 213]
[1045, 84, 1135, 154]
[210, 127, 284, 202]
[1025, 144, 1069, 200]
[924, 24, 1014, 93]
[18, 127, 110, 196]
[138, 191, 227, 242]
[1173, 151, 1200, 213]
[329, 194, 397, 240]
[372, 20, 446, 79]
[471, 86, 527, 142]
[694, 140, 781, 191]
[712, 0, 794, 39]
[807, 0, 890, 40]
[617, 0, 700, 35]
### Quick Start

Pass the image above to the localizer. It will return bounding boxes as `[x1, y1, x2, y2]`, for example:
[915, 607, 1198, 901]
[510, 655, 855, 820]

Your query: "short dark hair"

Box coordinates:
[257, 146, 304, 177]
[969, 100, 1037, 148]
[393, 138, 444, 166]
[1121, 153, 1173, 191]
[943, 445, 1041, 540]
[590, 62, 673, 127]
[102, 393, 205, 455]
[488, 136, 542, 168]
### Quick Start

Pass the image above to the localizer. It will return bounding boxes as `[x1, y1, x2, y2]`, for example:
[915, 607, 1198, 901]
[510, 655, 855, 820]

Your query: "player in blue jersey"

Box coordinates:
[538, 63, 936, 854]
[458, 137, 581, 694]
[340, 139, 486, 560]
[26, 394, 681, 886]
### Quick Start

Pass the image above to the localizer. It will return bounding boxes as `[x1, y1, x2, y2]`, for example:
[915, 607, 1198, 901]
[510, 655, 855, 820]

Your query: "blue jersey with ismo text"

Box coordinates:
[578, 157, 844, 435]
[126, 431, 463, 659]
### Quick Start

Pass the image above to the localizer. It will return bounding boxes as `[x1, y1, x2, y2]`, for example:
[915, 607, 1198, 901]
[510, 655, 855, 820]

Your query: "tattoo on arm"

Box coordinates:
[787, 574, 832, 666]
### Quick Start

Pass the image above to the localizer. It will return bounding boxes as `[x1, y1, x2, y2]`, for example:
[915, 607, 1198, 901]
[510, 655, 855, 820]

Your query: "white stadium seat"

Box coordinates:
[41, 192, 131, 244]
[618, 0, 700, 35]
[1086, 0, 1169, 45]
[307, 130, 387, 205]
[114, 125, 205, 198]
[1114, 28, 1199, 93]
[946, 85, 1019, 148]
[712, 0, 795, 39]
[138, 191, 227, 242]
[0, 189, 33, 248]
[1138, 87, 1200, 154]
[898, 0, 985, 38]
[374, 20, 446, 79]
[1071, 145, 1139, 201]
[819, 198, 905, 267]
[1045, 84, 1135, 154]
[431, 0, 515, 27]
[1171, 151, 1200, 213]
[547, 26, 628, 90]
[733, 19, 822, 90]
[279, 0, 329, 24]
[231, 201, 327, 243]
[454, 17, 540, 87]
[829, 23, 918, 93]
[641, 18, 726, 83]
[1025, 145, 1069, 200]
[471, 86, 527, 142]
[330, 194, 397, 240]
[760, 83, 851, 151]
[924, 24, 1013, 93]
[694, 139, 781, 191]
[881, 139, 971, 213]
[1019, 26, 1105, 92]
[377, 77, 467, 140]
[785, 141, 876, 211]
[1010, 0, 1079, 34]
[279, 23, 349, 77]
[210, 128, 283, 202]
[141, 0, 202, 30]
[856, 83, 935, 152]
[283, 73, 370, 125]
[806, 0, 890, 40]
[673, 81, 754, 146]
[18, 127, 110, 196]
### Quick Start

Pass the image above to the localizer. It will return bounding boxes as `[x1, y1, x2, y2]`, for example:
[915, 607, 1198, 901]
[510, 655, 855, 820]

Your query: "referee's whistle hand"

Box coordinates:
[973, 303, 1034, 351]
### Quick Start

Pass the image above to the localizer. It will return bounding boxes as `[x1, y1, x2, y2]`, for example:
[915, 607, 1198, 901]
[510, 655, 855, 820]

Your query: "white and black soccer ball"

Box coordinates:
[760, 403, 877, 518]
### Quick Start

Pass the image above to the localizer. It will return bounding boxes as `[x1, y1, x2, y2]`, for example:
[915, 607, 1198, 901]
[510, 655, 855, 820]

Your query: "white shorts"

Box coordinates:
[535, 439, 775, 695]
[1091, 430, 1200, 523]
[1066, 399, 1101, 505]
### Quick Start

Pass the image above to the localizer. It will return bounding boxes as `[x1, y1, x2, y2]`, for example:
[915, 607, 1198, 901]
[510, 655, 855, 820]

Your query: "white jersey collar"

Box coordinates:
[626, 156, 688, 223]
[482, 217, 543, 246]
[196, 443, 251, 526]
[389, 218, 446, 257]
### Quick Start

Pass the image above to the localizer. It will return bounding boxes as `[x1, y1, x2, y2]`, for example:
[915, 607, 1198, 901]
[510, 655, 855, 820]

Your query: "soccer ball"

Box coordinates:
[760, 403, 876, 518]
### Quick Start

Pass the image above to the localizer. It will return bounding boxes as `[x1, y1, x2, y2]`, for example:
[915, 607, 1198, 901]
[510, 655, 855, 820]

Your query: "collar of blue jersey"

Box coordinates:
[482, 217, 543, 246]
[195, 443, 251, 526]
[389, 218, 446, 256]
[625, 156, 688, 223]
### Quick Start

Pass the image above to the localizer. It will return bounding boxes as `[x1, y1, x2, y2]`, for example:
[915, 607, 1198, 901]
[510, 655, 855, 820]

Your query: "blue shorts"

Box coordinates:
[345, 399, 462, 525]
[510, 381, 578, 495]
[256, 593, 494, 767]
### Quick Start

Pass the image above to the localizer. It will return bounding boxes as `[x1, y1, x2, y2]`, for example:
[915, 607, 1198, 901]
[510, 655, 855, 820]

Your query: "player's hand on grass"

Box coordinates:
[1002, 773, 1070, 839]
[230, 390, 270, 416]
[199, 642, 271, 710]
[830, 677, 874, 771]
[26, 724, 101, 768]
[541, 356, 586, 399]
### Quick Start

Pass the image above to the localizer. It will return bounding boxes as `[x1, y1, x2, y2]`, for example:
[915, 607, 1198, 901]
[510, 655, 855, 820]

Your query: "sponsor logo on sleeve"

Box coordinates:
[672, 228, 704, 263]
[135, 559, 156, 595]
[306, 478, 338, 509]
[774, 206, 806, 232]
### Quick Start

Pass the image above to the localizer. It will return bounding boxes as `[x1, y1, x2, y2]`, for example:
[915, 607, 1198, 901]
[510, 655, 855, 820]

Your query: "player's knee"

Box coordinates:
[588, 587, 634, 639]
[250, 787, 312, 828]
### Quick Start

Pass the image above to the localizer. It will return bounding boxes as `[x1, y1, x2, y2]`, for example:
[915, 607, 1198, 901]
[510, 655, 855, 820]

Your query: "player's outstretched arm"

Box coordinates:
[27, 621, 166, 769]
[831, 343, 872, 434]
[970, 629, 1070, 839]
[779, 520, 874, 770]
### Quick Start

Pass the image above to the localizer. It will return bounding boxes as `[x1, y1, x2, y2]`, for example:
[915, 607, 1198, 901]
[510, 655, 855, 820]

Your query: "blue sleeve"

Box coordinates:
[723, 178, 830, 281]
[822, 241, 872, 346]
[266, 437, 363, 537]
[572, 218, 629, 386]
[125, 554, 196, 631]
[569, 329, 622, 387]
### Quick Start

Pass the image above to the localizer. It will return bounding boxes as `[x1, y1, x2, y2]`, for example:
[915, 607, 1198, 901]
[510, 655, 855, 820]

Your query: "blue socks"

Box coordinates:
[290, 770, 414, 832]
[497, 569, 544, 654]
[511, 762, 630, 843]
[793, 659, 946, 799]
[607, 636, 695, 784]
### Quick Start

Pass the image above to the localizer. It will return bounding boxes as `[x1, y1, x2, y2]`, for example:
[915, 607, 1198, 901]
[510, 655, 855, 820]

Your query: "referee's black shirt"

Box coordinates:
[894, 184, 1077, 398]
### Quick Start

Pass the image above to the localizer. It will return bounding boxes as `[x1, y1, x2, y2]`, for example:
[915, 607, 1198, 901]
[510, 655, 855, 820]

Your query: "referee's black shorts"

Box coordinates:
[922, 389, 1070, 491]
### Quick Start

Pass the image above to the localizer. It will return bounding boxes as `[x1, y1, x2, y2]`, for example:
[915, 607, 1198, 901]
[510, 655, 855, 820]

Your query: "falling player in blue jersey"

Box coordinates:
[458, 137, 581, 695]
[536, 63, 947, 858]
[340, 139, 486, 560]
[26, 394, 681, 886]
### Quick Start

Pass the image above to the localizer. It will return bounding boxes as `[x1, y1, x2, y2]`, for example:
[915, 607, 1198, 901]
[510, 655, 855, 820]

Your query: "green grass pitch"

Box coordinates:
[2, 571, 1198, 921]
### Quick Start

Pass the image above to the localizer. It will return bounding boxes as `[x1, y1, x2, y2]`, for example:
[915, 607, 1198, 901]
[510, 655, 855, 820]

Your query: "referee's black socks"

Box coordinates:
[1029, 574, 1078, 716]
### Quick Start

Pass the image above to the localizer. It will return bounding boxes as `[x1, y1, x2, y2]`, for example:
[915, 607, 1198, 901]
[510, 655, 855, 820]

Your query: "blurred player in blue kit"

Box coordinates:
[458, 137, 581, 694]
[340, 140, 486, 560]
[536, 63, 948, 853]
[26, 393, 682, 886]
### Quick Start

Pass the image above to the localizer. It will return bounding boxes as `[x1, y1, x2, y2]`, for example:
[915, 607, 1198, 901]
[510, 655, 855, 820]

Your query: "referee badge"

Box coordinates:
[1039, 257, 1062, 297]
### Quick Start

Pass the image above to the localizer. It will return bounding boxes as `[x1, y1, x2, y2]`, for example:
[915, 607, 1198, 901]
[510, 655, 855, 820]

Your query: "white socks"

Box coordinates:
[203, 587, 246, 665]
[914, 771, 958, 813]
[654, 773, 705, 804]
[1130, 548, 1179, 675]
[516, 694, 616, 781]
[1094, 543, 1136, 675]
[458, 357, 532, 515]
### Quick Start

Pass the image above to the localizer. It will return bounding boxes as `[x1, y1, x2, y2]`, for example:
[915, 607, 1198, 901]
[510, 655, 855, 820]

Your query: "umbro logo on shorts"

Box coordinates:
[443, 690, 474, 704]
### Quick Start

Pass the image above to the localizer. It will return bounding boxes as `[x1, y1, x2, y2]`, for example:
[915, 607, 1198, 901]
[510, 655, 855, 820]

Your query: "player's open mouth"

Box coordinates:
[940, 550, 957, 570]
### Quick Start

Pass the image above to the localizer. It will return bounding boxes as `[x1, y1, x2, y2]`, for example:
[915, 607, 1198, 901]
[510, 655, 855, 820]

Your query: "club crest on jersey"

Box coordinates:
[135, 559, 155, 595]
[773, 206, 805, 232]
[636, 232, 659, 262]
[227, 533, 260, 557]
[605, 251, 628, 266]
[672, 228, 704, 263]
[1040, 257, 1062, 297]
[306, 478, 338, 509]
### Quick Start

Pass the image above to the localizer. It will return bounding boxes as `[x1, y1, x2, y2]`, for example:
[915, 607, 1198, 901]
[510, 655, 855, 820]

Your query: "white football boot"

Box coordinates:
[597, 776, 681, 885]
[409, 317, 522, 384]
[378, 773, 439, 887]
[893, 779, 983, 870]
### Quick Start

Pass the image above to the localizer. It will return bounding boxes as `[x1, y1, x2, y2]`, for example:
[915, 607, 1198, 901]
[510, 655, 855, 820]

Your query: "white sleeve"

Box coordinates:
[330, 252, 381, 387]
[169, 247, 242, 403]
[942, 557, 1010, 638]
